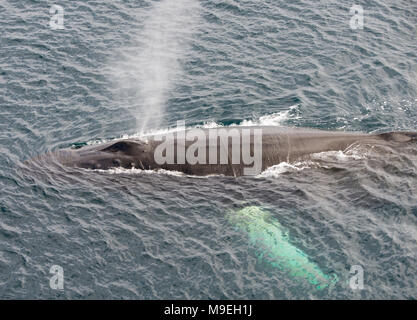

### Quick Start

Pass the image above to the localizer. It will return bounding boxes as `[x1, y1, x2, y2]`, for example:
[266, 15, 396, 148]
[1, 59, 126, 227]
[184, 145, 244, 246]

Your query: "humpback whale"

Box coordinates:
[48, 126, 416, 176]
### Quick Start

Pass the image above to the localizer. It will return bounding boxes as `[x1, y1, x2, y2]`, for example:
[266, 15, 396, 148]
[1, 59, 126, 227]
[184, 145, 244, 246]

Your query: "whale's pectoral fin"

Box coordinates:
[378, 132, 417, 142]
[100, 141, 142, 155]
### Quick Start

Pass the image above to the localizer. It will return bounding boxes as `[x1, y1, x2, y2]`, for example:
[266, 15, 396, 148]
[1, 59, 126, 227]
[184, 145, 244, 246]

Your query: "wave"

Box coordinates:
[258, 145, 369, 178]
[86, 105, 300, 146]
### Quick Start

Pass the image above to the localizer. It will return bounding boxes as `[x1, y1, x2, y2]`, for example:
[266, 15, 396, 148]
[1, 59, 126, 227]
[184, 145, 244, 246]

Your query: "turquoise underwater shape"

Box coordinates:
[227, 206, 338, 290]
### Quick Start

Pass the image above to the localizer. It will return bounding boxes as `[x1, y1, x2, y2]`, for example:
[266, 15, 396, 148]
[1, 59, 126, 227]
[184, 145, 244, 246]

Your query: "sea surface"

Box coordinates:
[1, 0, 417, 299]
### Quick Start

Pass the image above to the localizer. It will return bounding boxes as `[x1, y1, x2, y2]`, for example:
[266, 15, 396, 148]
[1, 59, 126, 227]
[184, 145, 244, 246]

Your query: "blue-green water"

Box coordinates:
[1, 0, 417, 299]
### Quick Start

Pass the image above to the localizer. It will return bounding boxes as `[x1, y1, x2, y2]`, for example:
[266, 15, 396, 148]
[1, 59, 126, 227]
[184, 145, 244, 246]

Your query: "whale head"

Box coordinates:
[57, 140, 151, 170]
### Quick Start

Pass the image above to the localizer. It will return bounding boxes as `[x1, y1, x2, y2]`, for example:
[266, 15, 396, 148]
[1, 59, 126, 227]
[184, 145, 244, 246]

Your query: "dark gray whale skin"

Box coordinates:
[51, 126, 417, 176]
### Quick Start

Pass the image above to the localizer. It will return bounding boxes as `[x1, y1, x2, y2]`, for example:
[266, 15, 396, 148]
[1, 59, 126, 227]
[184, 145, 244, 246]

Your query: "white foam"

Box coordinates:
[91, 166, 225, 178]
[310, 146, 366, 162]
[239, 105, 300, 127]
[257, 161, 314, 178]
[93, 167, 185, 177]
[257, 147, 368, 178]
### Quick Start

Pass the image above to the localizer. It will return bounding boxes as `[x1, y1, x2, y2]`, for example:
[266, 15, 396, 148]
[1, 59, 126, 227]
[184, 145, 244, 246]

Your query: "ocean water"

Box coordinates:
[1, 0, 417, 299]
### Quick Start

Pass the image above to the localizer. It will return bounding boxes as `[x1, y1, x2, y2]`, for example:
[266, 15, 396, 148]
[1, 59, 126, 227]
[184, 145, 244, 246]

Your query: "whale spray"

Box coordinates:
[110, 0, 201, 132]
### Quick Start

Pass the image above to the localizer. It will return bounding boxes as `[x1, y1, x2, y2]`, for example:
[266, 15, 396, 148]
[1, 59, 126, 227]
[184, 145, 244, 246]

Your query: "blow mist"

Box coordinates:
[110, 0, 201, 133]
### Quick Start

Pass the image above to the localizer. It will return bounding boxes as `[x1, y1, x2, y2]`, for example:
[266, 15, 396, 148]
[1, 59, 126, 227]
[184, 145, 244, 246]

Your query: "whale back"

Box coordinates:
[54, 126, 416, 175]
